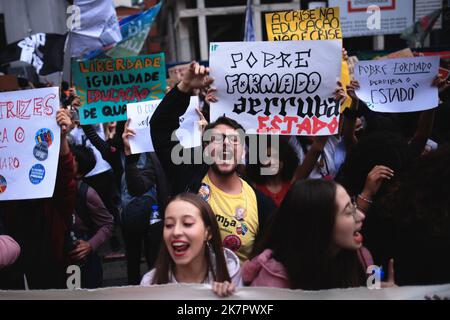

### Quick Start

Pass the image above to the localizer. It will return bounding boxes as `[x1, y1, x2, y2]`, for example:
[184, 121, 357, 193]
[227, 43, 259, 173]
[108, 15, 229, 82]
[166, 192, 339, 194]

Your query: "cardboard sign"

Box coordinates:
[72, 54, 166, 124]
[209, 40, 342, 135]
[265, 7, 351, 113]
[0, 87, 61, 201]
[265, 7, 341, 41]
[354, 56, 440, 113]
[126, 96, 200, 154]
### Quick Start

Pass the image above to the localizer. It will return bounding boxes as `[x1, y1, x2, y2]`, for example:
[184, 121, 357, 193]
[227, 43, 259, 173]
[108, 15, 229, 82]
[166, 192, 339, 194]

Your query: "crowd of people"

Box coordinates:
[1, 51, 450, 297]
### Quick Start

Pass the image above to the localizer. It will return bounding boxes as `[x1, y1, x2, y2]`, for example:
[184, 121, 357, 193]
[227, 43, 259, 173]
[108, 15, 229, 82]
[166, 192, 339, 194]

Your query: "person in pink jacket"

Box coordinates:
[0, 235, 20, 269]
[243, 179, 384, 290]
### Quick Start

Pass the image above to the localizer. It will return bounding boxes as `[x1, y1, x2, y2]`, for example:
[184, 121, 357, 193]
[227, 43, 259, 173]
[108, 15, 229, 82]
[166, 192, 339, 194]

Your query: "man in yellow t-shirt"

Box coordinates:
[199, 174, 258, 262]
[150, 61, 276, 263]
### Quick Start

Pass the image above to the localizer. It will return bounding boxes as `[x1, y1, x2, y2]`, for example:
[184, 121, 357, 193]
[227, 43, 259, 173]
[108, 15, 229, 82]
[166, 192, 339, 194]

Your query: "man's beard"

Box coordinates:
[210, 162, 238, 177]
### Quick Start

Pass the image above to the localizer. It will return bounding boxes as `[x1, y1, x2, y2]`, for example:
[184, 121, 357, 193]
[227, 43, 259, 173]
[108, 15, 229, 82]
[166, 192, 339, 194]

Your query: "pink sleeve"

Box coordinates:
[0, 235, 21, 269]
[358, 246, 374, 270]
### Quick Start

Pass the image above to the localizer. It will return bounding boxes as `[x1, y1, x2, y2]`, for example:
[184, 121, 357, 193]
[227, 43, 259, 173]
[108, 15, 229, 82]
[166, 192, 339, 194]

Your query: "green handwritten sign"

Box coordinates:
[72, 53, 166, 124]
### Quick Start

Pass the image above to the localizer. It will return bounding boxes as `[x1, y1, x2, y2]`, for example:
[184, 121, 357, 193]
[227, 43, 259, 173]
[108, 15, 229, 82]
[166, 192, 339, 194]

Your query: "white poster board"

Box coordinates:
[176, 96, 202, 149]
[209, 40, 342, 135]
[354, 56, 440, 113]
[127, 96, 200, 154]
[0, 87, 61, 201]
[328, 0, 413, 37]
[1, 282, 449, 300]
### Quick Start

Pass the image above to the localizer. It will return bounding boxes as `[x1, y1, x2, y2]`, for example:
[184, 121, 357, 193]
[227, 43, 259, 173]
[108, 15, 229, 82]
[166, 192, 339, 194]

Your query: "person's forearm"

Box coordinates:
[292, 146, 323, 181]
[342, 116, 357, 150]
[86, 194, 114, 251]
[356, 191, 372, 213]
[177, 81, 192, 93]
[81, 124, 113, 163]
[410, 109, 435, 156]
[125, 154, 156, 196]
[54, 151, 76, 217]
[88, 224, 113, 252]
[150, 86, 192, 179]
[60, 135, 70, 156]
[342, 99, 360, 150]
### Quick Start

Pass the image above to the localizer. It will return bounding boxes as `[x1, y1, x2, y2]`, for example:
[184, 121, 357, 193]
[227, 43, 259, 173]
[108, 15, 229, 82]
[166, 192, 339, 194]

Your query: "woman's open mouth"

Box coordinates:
[171, 240, 190, 257]
[353, 230, 363, 244]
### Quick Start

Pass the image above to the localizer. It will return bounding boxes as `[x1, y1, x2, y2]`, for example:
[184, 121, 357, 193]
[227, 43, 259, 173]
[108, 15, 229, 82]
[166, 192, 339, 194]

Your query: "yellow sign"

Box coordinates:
[265, 7, 342, 41]
[340, 60, 352, 112]
[265, 7, 351, 112]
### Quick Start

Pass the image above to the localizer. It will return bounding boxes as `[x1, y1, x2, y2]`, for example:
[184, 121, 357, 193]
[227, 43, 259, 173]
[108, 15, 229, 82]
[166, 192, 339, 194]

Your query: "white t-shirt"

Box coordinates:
[140, 248, 242, 287]
[69, 125, 112, 177]
[289, 135, 345, 180]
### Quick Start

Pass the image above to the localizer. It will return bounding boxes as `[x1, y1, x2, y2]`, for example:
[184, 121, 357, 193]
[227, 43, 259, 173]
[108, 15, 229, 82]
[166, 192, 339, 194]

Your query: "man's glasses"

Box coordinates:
[208, 133, 242, 145]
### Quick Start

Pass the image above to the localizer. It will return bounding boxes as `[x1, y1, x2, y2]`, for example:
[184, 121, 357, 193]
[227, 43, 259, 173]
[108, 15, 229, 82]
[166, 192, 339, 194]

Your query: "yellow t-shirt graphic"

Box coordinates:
[199, 174, 258, 262]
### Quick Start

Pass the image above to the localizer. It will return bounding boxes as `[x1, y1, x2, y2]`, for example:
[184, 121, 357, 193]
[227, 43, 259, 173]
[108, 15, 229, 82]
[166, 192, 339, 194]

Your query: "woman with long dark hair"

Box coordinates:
[140, 193, 241, 297]
[242, 179, 374, 290]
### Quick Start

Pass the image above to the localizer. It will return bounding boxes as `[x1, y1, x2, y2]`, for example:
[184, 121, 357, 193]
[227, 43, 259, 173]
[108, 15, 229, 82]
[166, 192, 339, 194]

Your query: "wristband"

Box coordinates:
[358, 194, 373, 204]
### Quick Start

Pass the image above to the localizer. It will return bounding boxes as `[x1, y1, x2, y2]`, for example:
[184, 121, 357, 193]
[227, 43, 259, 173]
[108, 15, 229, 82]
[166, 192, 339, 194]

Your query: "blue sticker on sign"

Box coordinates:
[29, 164, 46, 185]
[0, 175, 7, 194]
[35, 128, 54, 147]
[33, 142, 49, 161]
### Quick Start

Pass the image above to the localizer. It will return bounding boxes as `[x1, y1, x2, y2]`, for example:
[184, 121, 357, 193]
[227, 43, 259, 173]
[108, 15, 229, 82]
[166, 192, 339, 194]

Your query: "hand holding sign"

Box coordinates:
[346, 80, 360, 101]
[177, 61, 214, 93]
[56, 109, 72, 136]
[354, 56, 440, 113]
[195, 108, 208, 133]
[0, 87, 61, 201]
[205, 86, 218, 104]
[432, 74, 450, 97]
[332, 81, 347, 102]
[122, 119, 136, 156]
[209, 40, 342, 136]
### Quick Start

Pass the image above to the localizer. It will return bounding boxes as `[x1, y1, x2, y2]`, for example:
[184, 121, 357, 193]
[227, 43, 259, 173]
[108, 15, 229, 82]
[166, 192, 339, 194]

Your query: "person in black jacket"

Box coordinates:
[120, 123, 169, 284]
[150, 61, 276, 263]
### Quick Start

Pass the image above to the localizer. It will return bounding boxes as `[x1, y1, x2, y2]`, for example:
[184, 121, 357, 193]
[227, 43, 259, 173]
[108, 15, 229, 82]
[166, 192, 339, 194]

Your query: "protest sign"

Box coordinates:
[72, 54, 166, 125]
[209, 40, 342, 135]
[126, 96, 200, 154]
[265, 7, 341, 41]
[126, 99, 159, 154]
[0, 87, 60, 201]
[354, 56, 440, 113]
[1, 282, 449, 300]
[176, 96, 201, 149]
[265, 7, 351, 113]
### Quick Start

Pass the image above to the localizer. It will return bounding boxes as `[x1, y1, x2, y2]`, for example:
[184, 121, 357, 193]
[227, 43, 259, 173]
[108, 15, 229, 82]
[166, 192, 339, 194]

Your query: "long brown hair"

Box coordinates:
[151, 193, 231, 284]
[253, 179, 365, 290]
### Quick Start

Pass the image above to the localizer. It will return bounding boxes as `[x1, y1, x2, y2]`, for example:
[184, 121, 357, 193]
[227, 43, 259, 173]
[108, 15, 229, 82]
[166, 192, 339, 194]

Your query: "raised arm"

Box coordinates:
[150, 61, 213, 190]
[342, 80, 361, 151]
